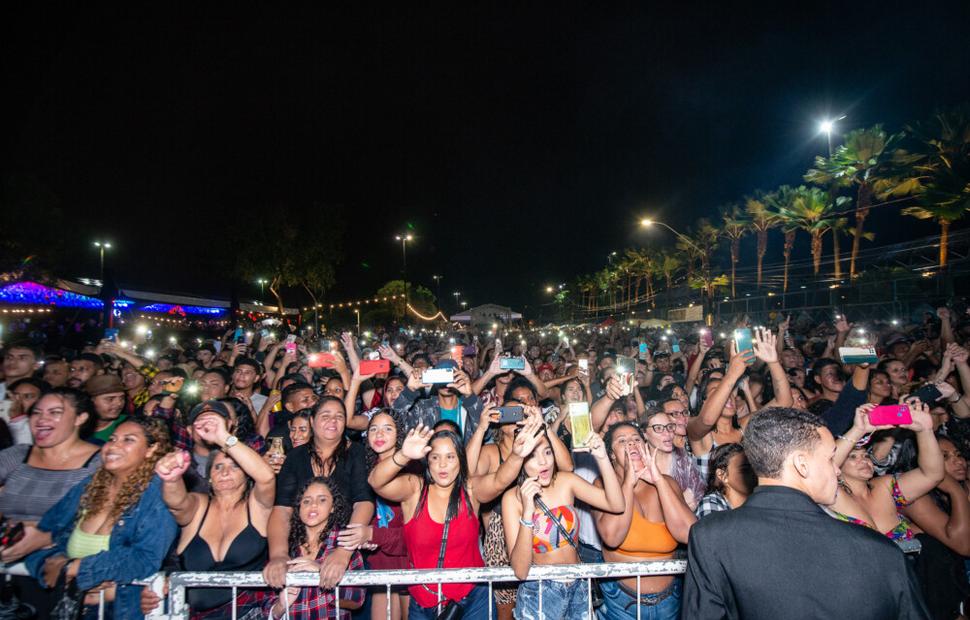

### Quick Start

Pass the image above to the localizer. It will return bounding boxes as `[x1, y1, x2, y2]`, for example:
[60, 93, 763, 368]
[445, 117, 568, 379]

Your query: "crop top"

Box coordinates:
[531, 505, 578, 554]
[614, 508, 678, 558]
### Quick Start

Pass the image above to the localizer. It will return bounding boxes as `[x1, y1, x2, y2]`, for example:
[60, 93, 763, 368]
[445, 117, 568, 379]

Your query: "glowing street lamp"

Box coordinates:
[819, 115, 846, 156]
[256, 278, 267, 299]
[93, 241, 112, 283]
[395, 234, 414, 320]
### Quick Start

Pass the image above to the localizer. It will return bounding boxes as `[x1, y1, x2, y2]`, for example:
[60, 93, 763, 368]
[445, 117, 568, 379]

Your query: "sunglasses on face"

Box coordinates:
[648, 423, 676, 433]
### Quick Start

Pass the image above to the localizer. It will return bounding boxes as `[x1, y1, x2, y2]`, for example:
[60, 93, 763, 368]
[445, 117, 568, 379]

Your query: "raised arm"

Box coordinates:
[753, 328, 792, 408]
[591, 376, 625, 432]
[687, 347, 748, 442]
[368, 424, 431, 502]
[938, 308, 955, 346]
[469, 413, 542, 503]
[154, 450, 201, 526]
[194, 413, 276, 508]
[894, 401, 945, 500]
[684, 338, 711, 396]
[901, 474, 970, 556]
[570, 435, 624, 513]
[345, 367, 377, 432]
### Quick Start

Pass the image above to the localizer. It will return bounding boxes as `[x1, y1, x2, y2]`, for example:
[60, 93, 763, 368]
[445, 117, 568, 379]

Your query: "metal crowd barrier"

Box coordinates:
[0, 538, 922, 619]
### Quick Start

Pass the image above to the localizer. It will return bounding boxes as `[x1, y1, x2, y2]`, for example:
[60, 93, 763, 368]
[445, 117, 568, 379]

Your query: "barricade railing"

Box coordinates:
[0, 538, 922, 619]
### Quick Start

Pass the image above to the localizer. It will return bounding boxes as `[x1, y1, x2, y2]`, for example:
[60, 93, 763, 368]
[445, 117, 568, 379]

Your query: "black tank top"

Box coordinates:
[180, 498, 268, 612]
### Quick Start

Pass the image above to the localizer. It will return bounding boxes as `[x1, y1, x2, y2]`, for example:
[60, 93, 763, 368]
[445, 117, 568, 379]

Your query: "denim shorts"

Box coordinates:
[597, 578, 681, 620]
[409, 583, 495, 620]
[515, 579, 590, 620]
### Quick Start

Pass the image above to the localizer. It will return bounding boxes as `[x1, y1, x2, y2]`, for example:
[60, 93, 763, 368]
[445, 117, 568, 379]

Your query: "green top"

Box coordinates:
[66, 524, 111, 559]
[92, 414, 127, 443]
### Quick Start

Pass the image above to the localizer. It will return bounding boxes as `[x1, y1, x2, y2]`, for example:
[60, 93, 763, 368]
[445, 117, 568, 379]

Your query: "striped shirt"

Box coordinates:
[0, 444, 101, 522]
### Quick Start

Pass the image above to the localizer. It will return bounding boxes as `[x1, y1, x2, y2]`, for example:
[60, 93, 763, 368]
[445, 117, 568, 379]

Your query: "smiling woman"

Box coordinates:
[24, 416, 177, 619]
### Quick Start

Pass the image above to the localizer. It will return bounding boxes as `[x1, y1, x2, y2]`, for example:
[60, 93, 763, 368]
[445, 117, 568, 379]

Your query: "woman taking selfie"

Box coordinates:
[25, 417, 177, 619]
[502, 429, 623, 618]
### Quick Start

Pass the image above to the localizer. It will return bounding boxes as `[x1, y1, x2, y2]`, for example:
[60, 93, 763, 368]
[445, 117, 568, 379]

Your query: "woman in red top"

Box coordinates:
[369, 420, 544, 620]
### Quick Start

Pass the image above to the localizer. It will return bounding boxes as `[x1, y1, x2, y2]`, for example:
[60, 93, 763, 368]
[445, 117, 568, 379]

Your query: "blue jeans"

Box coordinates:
[597, 578, 681, 620]
[515, 580, 589, 620]
[408, 584, 495, 620]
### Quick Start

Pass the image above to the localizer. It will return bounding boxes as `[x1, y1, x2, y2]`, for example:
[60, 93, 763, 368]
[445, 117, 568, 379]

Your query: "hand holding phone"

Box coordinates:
[733, 328, 755, 365]
[868, 405, 912, 426]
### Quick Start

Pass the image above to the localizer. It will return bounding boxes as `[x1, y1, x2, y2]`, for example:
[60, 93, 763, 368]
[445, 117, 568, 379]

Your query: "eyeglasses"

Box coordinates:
[648, 423, 676, 433]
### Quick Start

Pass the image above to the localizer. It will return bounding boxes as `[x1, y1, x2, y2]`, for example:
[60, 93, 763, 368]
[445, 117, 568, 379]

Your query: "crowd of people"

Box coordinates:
[0, 306, 968, 619]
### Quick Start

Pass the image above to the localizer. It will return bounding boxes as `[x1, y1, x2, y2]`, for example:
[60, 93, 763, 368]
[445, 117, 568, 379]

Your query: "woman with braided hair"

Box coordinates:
[25, 416, 178, 619]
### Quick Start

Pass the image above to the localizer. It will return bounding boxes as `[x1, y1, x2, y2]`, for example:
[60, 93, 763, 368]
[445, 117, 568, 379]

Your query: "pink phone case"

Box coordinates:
[868, 405, 912, 426]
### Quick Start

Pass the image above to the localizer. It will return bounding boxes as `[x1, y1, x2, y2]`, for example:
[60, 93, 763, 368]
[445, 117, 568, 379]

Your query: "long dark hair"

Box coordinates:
[415, 429, 473, 521]
[516, 426, 556, 485]
[603, 421, 645, 461]
[287, 477, 351, 557]
[310, 396, 348, 477]
[204, 449, 253, 504]
[32, 386, 98, 439]
[364, 409, 404, 471]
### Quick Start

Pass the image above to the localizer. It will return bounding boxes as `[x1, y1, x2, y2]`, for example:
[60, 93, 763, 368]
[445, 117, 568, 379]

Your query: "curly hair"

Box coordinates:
[363, 409, 403, 472]
[78, 416, 172, 524]
[287, 477, 351, 557]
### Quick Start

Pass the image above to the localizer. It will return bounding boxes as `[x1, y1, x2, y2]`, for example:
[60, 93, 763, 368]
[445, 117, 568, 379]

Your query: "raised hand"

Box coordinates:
[852, 403, 891, 435]
[638, 445, 663, 485]
[937, 307, 951, 322]
[511, 414, 543, 458]
[605, 375, 625, 400]
[339, 332, 356, 353]
[378, 344, 402, 365]
[834, 315, 853, 335]
[447, 369, 473, 397]
[901, 400, 933, 433]
[406, 368, 429, 392]
[518, 477, 541, 514]
[400, 424, 434, 461]
[155, 450, 192, 482]
[193, 413, 231, 446]
[587, 433, 608, 460]
[752, 326, 778, 364]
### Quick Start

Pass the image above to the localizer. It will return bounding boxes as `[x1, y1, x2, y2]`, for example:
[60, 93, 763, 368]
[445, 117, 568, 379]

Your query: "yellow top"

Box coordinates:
[66, 525, 110, 559]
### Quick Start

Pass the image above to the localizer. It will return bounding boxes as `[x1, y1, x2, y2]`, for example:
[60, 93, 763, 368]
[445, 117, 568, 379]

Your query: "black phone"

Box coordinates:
[913, 384, 944, 404]
[496, 406, 524, 424]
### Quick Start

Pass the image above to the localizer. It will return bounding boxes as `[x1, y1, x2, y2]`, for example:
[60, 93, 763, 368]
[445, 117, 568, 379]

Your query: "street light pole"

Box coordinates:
[432, 275, 443, 307]
[93, 241, 112, 285]
[819, 116, 845, 157]
[395, 234, 413, 323]
[354, 309, 360, 336]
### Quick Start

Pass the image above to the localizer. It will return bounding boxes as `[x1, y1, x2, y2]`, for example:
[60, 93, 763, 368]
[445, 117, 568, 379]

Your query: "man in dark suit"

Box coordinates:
[682, 407, 928, 619]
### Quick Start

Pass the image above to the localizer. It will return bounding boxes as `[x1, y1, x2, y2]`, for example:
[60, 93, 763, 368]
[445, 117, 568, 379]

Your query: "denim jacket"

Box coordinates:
[26, 475, 177, 618]
[392, 387, 483, 443]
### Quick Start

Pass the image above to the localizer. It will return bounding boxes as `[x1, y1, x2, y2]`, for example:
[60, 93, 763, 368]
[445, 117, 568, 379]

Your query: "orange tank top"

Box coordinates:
[614, 508, 678, 558]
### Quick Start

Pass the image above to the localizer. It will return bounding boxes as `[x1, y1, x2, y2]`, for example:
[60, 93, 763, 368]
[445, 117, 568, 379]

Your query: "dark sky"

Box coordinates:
[3, 3, 969, 315]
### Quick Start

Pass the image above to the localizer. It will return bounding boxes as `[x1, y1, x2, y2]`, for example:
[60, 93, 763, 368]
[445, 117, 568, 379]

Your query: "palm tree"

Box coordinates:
[658, 251, 682, 291]
[776, 186, 849, 277]
[720, 204, 749, 297]
[900, 104, 970, 269]
[745, 193, 779, 289]
[767, 185, 800, 292]
[804, 125, 904, 279]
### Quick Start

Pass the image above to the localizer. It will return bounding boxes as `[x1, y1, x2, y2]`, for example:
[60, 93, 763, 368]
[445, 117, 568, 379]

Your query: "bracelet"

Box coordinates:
[391, 452, 407, 468]
[519, 518, 534, 528]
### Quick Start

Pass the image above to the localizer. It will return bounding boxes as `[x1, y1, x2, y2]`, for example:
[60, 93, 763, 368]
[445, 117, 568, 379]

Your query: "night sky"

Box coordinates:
[3, 3, 969, 315]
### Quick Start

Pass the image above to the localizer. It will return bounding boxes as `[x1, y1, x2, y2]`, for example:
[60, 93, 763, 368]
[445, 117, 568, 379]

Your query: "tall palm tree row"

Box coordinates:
[567, 104, 970, 316]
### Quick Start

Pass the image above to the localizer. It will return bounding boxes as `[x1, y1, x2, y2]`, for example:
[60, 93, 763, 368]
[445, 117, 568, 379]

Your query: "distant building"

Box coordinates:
[450, 303, 523, 327]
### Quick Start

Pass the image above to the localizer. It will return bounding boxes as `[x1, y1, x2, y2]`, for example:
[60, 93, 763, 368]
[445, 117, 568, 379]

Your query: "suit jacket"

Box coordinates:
[682, 485, 929, 620]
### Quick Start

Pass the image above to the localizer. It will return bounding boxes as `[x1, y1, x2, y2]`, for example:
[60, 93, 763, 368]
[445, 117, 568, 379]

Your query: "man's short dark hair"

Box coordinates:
[77, 352, 104, 368]
[4, 341, 42, 360]
[742, 407, 825, 479]
[202, 367, 231, 384]
[282, 381, 313, 405]
[233, 356, 264, 375]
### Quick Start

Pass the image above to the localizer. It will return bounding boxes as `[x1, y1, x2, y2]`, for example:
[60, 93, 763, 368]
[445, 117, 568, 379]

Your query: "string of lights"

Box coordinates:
[301, 294, 407, 311]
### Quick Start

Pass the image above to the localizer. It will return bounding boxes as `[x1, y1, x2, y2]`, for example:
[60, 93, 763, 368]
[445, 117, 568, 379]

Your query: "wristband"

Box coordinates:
[519, 518, 534, 528]
[391, 452, 407, 468]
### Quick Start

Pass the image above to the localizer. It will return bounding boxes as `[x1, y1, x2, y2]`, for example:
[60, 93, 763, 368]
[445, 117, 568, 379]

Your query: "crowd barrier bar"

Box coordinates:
[0, 538, 921, 619]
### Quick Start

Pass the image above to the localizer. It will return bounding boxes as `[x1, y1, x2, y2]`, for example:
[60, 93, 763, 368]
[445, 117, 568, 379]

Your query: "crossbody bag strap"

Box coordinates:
[436, 517, 451, 568]
[535, 501, 578, 551]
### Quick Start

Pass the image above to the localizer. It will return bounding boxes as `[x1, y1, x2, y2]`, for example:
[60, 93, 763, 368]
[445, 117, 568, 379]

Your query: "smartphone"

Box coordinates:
[638, 342, 649, 361]
[104, 328, 119, 342]
[496, 406, 524, 424]
[616, 355, 636, 395]
[260, 329, 271, 340]
[671, 338, 681, 354]
[913, 384, 944, 404]
[500, 357, 526, 371]
[452, 345, 464, 370]
[733, 328, 754, 363]
[578, 358, 589, 372]
[869, 405, 913, 426]
[285, 335, 297, 355]
[569, 402, 593, 450]
[422, 368, 455, 384]
[360, 359, 390, 374]
[700, 330, 714, 348]
[839, 346, 879, 365]
[307, 353, 335, 368]
[233, 327, 244, 343]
